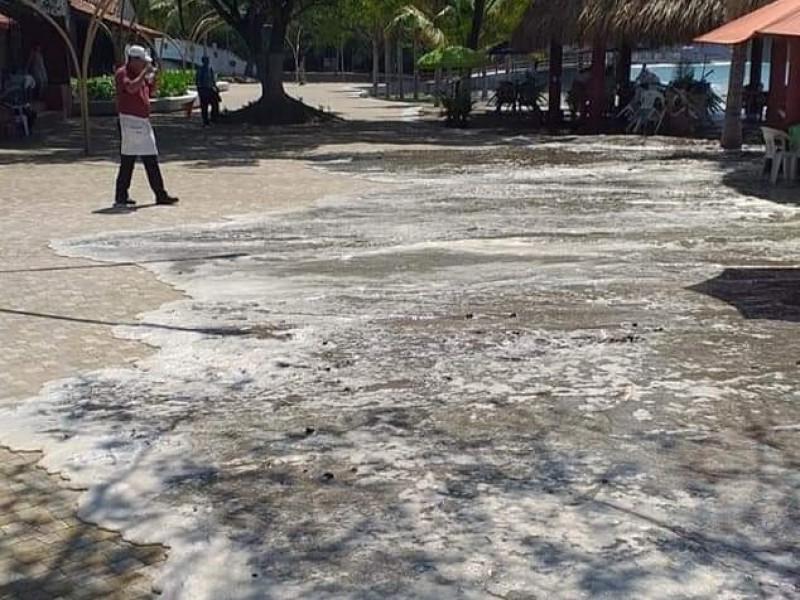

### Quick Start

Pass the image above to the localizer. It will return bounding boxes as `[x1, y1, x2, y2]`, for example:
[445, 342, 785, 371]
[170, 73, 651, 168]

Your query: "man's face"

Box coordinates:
[129, 56, 146, 74]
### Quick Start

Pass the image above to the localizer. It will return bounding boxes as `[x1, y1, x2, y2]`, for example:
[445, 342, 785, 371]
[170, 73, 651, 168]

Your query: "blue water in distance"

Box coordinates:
[632, 62, 772, 95]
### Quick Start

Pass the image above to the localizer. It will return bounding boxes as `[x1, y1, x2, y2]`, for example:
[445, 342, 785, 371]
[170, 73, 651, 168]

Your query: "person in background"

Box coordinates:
[113, 45, 179, 208]
[26, 45, 47, 100]
[195, 56, 219, 128]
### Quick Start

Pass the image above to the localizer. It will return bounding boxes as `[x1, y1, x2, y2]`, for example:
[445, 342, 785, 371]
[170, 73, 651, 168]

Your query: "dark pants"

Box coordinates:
[198, 87, 218, 125]
[115, 155, 166, 201]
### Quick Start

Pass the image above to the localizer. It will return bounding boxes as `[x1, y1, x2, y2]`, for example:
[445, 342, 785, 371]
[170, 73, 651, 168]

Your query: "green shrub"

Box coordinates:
[71, 70, 193, 102]
[70, 75, 116, 101]
[155, 69, 193, 98]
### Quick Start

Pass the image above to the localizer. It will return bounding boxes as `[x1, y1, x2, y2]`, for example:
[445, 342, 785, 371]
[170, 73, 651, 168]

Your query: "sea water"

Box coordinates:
[632, 61, 772, 96]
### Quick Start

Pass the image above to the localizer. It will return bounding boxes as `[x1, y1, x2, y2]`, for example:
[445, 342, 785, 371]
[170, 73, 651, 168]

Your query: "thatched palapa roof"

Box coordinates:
[511, 0, 586, 52]
[512, 0, 772, 52]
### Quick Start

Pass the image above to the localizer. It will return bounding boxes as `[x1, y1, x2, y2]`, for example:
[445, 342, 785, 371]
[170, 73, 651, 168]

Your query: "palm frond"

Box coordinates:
[392, 5, 446, 45]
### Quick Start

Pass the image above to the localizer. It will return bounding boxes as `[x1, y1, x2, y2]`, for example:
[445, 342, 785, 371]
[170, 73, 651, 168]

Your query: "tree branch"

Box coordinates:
[206, 0, 244, 28]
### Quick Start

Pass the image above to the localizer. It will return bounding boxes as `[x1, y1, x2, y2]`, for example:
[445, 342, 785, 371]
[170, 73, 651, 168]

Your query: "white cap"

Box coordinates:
[127, 45, 152, 63]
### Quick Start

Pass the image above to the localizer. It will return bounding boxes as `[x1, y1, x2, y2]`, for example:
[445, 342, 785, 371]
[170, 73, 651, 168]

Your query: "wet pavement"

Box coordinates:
[4, 136, 800, 598]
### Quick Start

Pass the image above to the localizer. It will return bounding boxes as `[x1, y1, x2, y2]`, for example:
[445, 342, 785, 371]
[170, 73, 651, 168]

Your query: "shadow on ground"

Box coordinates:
[18, 389, 800, 599]
[0, 447, 166, 599]
[689, 267, 800, 322]
[0, 114, 534, 167]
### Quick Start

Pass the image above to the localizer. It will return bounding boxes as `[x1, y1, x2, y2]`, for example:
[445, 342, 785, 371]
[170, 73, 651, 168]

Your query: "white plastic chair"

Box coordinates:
[627, 89, 665, 135]
[761, 126, 797, 184]
[0, 102, 28, 139]
[617, 86, 644, 120]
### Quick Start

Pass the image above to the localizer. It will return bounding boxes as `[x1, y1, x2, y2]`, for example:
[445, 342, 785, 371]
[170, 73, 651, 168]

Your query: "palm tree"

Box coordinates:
[392, 5, 446, 100]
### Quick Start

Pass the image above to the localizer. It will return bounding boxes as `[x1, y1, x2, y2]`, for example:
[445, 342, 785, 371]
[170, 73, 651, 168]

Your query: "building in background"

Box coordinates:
[0, 0, 159, 114]
[154, 37, 247, 77]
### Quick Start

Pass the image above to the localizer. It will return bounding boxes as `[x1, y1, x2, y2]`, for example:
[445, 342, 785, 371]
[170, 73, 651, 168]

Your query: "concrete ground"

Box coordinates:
[0, 83, 405, 599]
[3, 83, 800, 598]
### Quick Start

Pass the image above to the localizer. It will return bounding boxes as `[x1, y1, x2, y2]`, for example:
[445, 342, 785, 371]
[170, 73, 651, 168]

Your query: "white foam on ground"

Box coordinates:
[4, 139, 800, 598]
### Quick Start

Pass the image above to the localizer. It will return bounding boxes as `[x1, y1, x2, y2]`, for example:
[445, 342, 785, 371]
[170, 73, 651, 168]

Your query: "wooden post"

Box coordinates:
[616, 43, 632, 89]
[587, 41, 606, 131]
[768, 38, 788, 126]
[721, 41, 747, 149]
[749, 37, 763, 87]
[548, 40, 563, 124]
[785, 38, 800, 125]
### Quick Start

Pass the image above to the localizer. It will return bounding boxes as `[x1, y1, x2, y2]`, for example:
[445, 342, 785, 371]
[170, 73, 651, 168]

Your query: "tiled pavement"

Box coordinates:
[0, 83, 418, 597]
[0, 447, 166, 599]
[0, 81, 422, 597]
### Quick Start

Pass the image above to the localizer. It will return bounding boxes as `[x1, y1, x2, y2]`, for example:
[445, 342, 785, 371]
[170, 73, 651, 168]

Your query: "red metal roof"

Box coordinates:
[69, 0, 163, 38]
[696, 0, 800, 44]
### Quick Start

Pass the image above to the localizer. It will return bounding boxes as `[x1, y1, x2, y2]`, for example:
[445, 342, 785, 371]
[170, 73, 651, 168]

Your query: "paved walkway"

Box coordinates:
[1, 447, 166, 599]
[0, 83, 414, 598]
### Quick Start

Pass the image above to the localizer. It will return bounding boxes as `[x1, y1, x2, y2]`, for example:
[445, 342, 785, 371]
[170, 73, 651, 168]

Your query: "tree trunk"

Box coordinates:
[548, 40, 563, 124]
[413, 37, 419, 101]
[372, 37, 379, 97]
[434, 67, 442, 107]
[587, 41, 606, 132]
[384, 30, 391, 98]
[263, 29, 285, 99]
[616, 44, 632, 90]
[288, 29, 301, 84]
[722, 42, 747, 150]
[397, 34, 404, 100]
[466, 0, 486, 50]
[235, 8, 321, 125]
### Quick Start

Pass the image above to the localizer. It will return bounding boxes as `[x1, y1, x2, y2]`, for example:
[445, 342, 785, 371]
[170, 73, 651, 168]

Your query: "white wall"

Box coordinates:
[153, 38, 247, 76]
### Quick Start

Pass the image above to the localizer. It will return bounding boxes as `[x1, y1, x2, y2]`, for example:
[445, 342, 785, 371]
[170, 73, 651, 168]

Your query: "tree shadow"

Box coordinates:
[0, 112, 552, 168]
[6, 350, 800, 598]
[0, 447, 167, 599]
[687, 267, 800, 322]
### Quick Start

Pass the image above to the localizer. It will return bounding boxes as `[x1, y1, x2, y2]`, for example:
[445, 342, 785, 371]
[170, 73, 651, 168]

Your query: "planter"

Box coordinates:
[150, 93, 197, 113]
[81, 92, 198, 117]
[188, 81, 229, 93]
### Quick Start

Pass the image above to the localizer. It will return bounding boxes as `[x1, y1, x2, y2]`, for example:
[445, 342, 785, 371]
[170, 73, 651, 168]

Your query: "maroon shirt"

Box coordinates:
[115, 65, 153, 118]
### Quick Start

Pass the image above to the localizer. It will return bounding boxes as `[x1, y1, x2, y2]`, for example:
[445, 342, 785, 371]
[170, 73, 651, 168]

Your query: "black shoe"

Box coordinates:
[155, 194, 179, 205]
[115, 196, 136, 205]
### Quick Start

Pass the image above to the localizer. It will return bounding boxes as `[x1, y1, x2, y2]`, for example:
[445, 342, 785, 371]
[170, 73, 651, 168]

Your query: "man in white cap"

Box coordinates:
[113, 45, 178, 208]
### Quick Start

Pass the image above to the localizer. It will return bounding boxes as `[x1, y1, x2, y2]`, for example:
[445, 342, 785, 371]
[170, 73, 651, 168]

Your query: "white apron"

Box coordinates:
[119, 114, 158, 156]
